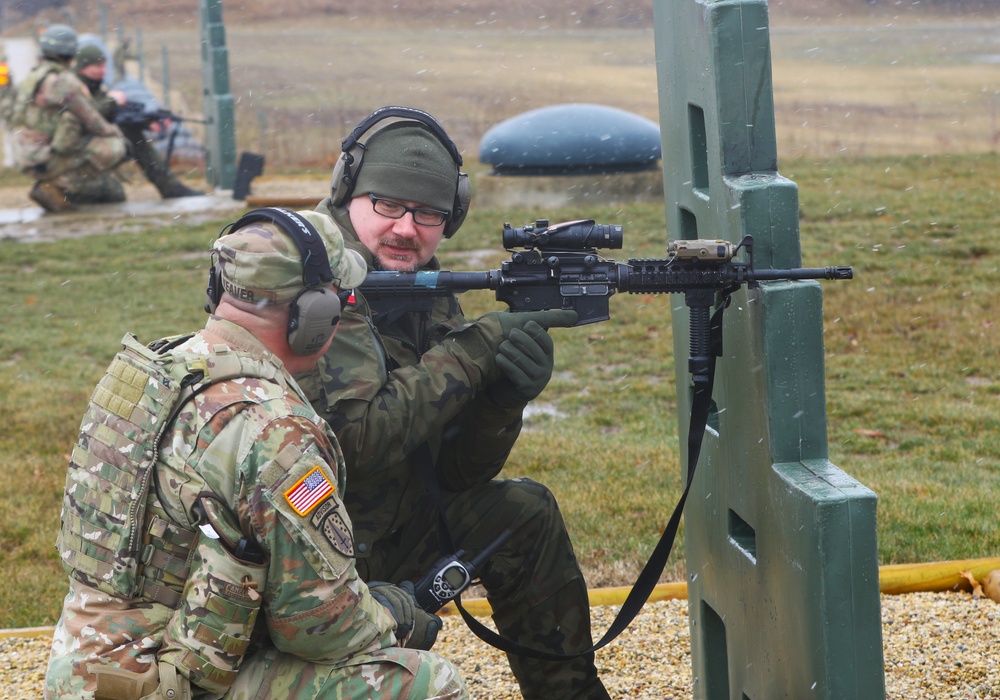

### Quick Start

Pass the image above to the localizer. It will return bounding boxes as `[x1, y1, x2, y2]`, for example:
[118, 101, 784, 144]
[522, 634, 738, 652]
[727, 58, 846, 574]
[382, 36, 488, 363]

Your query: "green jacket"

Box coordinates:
[299, 200, 527, 560]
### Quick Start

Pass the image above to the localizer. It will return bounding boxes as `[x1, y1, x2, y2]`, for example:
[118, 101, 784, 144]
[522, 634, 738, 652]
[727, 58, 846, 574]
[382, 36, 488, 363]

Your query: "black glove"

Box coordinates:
[367, 580, 442, 650]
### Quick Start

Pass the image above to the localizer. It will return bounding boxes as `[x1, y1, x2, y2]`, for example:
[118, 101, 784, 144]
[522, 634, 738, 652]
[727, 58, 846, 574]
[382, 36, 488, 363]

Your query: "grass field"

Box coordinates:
[2, 152, 999, 628]
[1, 7, 999, 629]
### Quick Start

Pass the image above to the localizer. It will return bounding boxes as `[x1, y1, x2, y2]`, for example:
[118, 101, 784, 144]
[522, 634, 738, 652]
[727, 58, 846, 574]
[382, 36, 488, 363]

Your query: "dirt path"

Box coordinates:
[0, 174, 330, 243]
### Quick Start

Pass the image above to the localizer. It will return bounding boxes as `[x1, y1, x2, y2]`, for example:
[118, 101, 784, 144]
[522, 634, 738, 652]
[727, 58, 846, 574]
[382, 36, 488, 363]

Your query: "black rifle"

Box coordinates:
[360, 218, 852, 322]
[360, 218, 852, 376]
[114, 100, 184, 130]
[114, 101, 206, 163]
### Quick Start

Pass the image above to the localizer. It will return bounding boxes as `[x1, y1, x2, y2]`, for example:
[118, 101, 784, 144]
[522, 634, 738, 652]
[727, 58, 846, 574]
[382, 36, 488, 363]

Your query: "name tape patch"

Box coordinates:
[284, 466, 334, 516]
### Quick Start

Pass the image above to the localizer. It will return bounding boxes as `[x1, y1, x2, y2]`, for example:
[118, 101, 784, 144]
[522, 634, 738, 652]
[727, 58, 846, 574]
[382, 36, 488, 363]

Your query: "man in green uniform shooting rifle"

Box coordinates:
[297, 106, 611, 700]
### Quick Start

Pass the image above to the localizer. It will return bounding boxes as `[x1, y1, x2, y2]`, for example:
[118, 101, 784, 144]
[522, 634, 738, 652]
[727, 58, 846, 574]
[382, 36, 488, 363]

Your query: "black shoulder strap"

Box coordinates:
[414, 442, 458, 555]
[449, 293, 732, 659]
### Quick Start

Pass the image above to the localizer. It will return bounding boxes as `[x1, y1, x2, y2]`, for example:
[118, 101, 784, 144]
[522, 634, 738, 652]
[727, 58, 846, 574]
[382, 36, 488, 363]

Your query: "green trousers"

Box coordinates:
[356, 478, 610, 700]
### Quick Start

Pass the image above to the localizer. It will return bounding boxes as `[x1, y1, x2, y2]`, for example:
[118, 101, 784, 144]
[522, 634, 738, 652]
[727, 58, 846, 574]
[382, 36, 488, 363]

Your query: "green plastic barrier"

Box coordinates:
[652, 1, 887, 697]
[198, 0, 237, 190]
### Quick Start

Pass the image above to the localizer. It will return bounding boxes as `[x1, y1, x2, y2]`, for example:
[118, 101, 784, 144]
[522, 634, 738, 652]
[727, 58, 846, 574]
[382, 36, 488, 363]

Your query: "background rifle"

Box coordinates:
[114, 100, 207, 164]
[114, 100, 183, 129]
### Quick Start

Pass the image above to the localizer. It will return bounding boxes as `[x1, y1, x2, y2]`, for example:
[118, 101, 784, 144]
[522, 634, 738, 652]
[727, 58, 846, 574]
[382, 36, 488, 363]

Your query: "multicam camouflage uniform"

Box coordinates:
[298, 202, 609, 700]
[77, 71, 198, 199]
[46, 318, 466, 700]
[8, 57, 126, 203]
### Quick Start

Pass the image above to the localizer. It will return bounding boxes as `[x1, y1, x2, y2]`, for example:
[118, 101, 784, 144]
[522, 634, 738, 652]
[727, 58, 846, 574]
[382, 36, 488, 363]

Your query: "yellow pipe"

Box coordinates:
[876, 556, 1000, 595]
[3, 558, 997, 638]
[438, 557, 1000, 617]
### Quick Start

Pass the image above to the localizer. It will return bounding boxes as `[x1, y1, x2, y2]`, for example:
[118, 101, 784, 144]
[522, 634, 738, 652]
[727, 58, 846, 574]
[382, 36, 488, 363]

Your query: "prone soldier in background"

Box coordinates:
[7, 24, 128, 212]
[44, 207, 467, 700]
[74, 43, 203, 200]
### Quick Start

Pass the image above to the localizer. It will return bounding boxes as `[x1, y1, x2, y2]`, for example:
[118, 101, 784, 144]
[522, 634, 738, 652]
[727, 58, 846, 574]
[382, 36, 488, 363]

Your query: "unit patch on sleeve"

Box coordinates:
[308, 499, 355, 557]
[283, 466, 334, 516]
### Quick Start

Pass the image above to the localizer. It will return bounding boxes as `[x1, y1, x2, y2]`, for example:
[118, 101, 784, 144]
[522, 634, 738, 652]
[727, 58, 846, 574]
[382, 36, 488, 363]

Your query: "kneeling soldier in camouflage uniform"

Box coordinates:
[44, 207, 467, 700]
[8, 24, 128, 212]
[297, 106, 611, 699]
[74, 44, 204, 201]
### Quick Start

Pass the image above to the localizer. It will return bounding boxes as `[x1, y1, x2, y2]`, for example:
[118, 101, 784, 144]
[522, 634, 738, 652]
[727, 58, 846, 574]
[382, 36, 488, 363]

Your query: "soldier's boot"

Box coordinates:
[29, 180, 75, 213]
[127, 132, 204, 199]
[63, 173, 126, 206]
[493, 576, 611, 700]
[162, 181, 205, 199]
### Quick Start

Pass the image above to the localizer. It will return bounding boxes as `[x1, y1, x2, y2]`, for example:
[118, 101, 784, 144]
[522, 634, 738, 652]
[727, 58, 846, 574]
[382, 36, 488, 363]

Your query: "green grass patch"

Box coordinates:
[2, 154, 1000, 627]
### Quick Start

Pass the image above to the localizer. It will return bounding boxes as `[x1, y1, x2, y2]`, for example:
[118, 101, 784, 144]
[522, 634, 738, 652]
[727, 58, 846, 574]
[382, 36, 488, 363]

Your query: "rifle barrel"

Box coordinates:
[359, 270, 498, 297]
[751, 266, 854, 281]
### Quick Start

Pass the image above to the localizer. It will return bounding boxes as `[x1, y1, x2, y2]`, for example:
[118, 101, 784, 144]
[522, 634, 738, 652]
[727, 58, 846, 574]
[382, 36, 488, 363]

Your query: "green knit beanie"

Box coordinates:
[352, 121, 458, 213]
[75, 44, 107, 69]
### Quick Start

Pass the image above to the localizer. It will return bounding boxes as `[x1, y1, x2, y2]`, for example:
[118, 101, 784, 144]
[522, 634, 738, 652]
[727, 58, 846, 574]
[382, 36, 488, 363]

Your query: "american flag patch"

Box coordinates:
[284, 467, 334, 516]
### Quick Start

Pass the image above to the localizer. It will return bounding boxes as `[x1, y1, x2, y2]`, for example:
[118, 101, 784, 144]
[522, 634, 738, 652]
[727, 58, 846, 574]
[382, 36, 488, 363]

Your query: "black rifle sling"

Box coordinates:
[414, 441, 458, 554]
[450, 295, 731, 660]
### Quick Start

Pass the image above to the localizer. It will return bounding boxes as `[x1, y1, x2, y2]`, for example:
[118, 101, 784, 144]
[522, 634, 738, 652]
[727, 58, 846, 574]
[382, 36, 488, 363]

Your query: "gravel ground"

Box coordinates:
[3, 592, 997, 699]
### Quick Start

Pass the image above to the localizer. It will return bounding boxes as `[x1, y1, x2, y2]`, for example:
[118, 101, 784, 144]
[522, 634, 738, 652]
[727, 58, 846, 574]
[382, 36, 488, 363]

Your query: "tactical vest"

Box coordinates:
[57, 333, 297, 697]
[57, 332, 291, 601]
[9, 61, 61, 135]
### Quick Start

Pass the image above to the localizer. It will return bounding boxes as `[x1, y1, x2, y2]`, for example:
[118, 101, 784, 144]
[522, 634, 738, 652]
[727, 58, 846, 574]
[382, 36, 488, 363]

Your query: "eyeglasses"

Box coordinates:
[368, 194, 449, 227]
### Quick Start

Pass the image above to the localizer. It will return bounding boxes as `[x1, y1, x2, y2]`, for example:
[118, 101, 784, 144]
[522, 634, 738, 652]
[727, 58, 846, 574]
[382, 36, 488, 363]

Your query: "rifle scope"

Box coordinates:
[503, 219, 623, 251]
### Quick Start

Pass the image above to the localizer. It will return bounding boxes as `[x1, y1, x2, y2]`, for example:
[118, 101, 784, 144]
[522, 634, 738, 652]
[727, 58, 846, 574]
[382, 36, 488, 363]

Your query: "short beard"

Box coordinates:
[377, 238, 420, 272]
[375, 255, 419, 272]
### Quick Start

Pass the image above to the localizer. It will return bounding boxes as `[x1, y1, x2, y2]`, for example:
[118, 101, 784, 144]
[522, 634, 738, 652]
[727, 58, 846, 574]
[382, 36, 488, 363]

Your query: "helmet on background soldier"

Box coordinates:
[39, 24, 78, 61]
